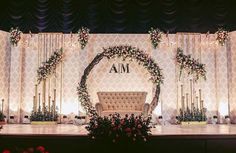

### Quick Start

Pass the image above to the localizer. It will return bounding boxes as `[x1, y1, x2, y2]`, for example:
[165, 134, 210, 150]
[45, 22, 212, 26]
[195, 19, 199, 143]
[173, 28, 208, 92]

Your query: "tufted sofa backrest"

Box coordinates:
[97, 92, 147, 111]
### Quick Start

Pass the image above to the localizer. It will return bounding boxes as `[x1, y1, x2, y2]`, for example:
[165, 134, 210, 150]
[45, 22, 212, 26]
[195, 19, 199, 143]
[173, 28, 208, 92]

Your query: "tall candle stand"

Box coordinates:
[177, 79, 206, 125]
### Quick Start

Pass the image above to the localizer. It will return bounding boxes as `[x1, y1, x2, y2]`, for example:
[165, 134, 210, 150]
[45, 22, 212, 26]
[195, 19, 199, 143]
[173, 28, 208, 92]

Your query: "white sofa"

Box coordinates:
[95, 92, 150, 116]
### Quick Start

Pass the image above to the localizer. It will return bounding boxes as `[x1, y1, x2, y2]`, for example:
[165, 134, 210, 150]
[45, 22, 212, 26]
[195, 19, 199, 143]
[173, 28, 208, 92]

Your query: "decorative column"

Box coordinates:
[9, 43, 23, 123]
[216, 44, 229, 123]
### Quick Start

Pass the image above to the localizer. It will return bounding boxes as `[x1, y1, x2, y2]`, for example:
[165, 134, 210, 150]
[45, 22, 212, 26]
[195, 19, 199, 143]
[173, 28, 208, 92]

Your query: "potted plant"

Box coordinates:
[0, 111, 6, 124]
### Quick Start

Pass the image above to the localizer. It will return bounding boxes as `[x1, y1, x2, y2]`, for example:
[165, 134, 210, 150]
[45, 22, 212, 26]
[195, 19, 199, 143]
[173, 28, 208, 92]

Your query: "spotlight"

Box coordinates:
[158, 116, 164, 125]
[74, 116, 86, 125]
[23, 115, 30, 124]
[9, 116, 15, 124]
[212, 115, 218, 124]
[61, 115, 68, 124]
[225, 115, 230, 124]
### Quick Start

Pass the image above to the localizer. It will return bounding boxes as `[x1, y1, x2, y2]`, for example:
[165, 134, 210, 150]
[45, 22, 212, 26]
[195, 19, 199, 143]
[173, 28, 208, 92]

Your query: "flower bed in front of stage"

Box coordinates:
[86, 113, 152, 143]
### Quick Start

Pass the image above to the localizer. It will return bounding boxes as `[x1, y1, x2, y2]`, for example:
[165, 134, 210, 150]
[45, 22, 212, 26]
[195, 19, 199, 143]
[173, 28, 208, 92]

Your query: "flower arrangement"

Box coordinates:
[2, 146, 50, 153]
[30, 106, 58, 121]
[216, 28, 229, 46]
[176, 48, 206, 81]
[86, 113, 152, 143]
[9, 27, 22, 46]
[103, 46, 164, 84]
[78, 27, 90, 49]
[148, 27, 163, 49]
[177, 107, 207, 122]
[37, 48, 63, 84]
[77, 45, 163, 115]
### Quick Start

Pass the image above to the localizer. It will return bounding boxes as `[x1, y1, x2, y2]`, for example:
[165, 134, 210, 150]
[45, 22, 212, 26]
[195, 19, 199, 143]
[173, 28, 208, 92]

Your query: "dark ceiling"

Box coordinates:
[0, 0, 235, 33]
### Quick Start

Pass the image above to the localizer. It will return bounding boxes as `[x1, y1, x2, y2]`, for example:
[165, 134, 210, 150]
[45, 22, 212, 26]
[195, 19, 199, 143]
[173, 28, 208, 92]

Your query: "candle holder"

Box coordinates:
[176, 107, 207, 125]
[30, 105, 58, 124]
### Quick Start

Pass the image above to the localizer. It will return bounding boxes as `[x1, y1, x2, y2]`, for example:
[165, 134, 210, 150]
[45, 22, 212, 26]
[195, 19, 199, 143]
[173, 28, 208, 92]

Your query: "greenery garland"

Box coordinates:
[37, 48, 63, 84]
[77, 45, 163, 116]
[176, 48, 206, 81]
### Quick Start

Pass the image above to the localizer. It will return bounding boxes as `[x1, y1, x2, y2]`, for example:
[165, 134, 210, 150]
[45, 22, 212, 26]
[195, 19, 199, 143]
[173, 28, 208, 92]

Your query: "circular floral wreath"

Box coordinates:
[77, 45, 163, 116]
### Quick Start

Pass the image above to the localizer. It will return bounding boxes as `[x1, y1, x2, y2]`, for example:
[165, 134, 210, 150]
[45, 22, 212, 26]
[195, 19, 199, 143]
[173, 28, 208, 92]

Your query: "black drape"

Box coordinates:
[0, 0, 235, 33]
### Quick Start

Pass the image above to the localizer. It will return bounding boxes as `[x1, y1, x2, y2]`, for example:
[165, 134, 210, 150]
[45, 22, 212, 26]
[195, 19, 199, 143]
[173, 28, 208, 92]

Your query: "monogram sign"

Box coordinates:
[109, 63, 130, 73]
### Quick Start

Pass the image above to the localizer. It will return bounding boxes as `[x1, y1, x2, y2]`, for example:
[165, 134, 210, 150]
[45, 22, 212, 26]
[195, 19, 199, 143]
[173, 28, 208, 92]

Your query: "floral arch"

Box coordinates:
[77, 45, 163, 116]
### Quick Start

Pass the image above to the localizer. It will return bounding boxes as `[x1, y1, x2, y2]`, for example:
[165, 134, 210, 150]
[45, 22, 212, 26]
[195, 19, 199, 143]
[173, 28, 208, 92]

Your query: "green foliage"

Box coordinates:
[0, 111, 4, 121]
[177, 107, 207, 122]
[30, 106, 58, 121]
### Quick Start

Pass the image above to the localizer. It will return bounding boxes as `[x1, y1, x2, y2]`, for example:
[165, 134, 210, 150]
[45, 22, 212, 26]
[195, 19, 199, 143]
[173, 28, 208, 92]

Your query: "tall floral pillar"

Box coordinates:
[8, 41, 24, 123]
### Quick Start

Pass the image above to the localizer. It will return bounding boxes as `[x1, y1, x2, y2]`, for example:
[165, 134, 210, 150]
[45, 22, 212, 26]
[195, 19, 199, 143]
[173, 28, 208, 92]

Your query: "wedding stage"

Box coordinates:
[0, 31, 236, 153]
[1, 124, 236, 153]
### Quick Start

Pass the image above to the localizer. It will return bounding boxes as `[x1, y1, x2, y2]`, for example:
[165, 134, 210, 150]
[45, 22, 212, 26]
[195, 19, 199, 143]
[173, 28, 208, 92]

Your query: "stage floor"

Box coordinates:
[2, 124, 236, 153]
[1, 124, 236, 137]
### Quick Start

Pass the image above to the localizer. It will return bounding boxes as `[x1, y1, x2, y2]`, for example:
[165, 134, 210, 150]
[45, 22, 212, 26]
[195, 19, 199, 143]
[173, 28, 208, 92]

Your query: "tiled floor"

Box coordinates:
[1, 124, 236, 136]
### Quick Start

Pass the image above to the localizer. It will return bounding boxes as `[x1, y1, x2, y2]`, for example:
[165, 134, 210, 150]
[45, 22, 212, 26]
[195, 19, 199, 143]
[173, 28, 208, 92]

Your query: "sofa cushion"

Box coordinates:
[97, 92, 147, 111]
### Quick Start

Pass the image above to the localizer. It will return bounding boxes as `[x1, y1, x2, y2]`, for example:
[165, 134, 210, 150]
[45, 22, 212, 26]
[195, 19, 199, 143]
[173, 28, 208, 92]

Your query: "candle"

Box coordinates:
[33, 96, 36, 112]
[35, 84, 38, 98]
[190, 79, 193, 105]
[53, 89, 56, 102]
[1, 99, 4, 113]
[181, 84, 183, 109]
[52, 100, 55, 117]
[48, 96, 51, 112]
[181, 84, 183, 97]
[199, 89, 201, 102]
[38, 93, 41, 111]
[35, 85, 38, 110]
[182, 96, 185, 111]
[186, 93, 189, 110]
[43, 80, 46, 114]
[200, 100, 204, 110]
[196, 96, 198, 110]
[191, 102, 194, 112]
